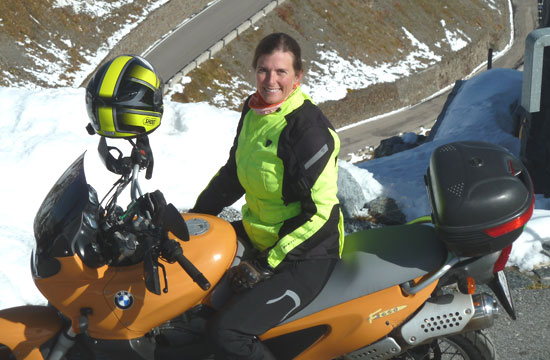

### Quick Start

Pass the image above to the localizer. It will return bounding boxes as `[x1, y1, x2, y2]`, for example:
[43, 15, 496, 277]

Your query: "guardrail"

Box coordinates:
[166, 0, 285, 91]
[521, 27, 550, 113]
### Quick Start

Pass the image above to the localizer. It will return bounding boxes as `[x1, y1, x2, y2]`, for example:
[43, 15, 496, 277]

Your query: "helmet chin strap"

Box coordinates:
[97, 135, 155, 180]
[97, 137, 127, 176]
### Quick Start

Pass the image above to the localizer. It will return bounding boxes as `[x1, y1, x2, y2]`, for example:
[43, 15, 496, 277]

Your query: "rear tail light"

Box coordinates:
[483, 194, 535, 238]
[493, 245, 513, 273]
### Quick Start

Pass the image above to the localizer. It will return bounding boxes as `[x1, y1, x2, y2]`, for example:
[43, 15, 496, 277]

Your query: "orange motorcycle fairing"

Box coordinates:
[33, 213, 237, 340]
[102, 213, 237, 338]
[0, 305, 62, 360]
[261, 280, 437, 360]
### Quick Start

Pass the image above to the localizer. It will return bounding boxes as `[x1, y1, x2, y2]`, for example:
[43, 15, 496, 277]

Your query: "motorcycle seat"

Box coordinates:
[283, 223, 447, 323]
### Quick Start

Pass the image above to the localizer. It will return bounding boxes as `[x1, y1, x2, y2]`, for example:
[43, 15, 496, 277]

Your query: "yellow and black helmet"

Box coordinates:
[86, 55, 164, 138]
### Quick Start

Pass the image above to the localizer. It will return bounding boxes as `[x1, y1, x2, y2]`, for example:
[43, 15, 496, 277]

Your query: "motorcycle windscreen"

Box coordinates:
[33, 153, 102, 265]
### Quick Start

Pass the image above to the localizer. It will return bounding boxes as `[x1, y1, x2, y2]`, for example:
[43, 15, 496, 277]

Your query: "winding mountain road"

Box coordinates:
[143, 0, 536, 161]
[143, 0, 273, 82]
[338, 0, 538, 160]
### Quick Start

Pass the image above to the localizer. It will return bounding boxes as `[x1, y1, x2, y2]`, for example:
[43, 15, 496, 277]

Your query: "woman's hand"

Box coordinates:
[229, 259, 274, 292]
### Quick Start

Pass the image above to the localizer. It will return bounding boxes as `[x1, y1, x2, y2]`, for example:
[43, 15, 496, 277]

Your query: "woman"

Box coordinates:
[191, 32, 344, 359]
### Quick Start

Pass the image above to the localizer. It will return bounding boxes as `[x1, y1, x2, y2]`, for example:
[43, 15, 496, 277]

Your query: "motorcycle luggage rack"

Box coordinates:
[401, 253, 469, 295]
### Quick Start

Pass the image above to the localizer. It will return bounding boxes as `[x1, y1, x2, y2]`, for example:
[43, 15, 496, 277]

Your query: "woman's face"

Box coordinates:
[255, 50, 302, 105]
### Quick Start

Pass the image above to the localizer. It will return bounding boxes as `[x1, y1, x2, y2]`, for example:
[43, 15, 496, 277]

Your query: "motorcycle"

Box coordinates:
[0, 137, 534, 360]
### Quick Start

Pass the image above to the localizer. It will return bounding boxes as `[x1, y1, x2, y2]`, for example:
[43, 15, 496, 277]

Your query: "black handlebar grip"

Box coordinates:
[175, 254, 211, 291]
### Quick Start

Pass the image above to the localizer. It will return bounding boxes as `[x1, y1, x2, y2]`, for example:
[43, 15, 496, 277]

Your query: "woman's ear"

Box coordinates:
[295, 70, 304, 85]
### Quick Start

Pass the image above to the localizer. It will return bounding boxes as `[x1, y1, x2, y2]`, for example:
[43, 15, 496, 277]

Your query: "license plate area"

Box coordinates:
[489, 270, 516, 320]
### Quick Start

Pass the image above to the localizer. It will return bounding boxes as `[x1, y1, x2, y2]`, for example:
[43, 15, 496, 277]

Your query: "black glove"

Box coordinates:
[161, 238, 183, 263]
[229, 259, 274, 293]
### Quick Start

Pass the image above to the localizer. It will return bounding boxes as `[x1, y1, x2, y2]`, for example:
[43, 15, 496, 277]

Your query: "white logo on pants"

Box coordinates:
[266, 290, 301, 322]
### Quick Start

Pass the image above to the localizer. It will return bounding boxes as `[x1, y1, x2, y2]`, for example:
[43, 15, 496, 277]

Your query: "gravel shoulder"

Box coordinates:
[487, 286, 550, 360]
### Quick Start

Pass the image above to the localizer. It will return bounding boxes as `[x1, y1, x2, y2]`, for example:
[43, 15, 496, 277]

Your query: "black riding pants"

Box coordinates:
[207, 224, 336, 359]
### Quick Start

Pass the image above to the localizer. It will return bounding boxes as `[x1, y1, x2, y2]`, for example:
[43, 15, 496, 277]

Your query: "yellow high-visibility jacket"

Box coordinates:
[193, 87, 344, 269]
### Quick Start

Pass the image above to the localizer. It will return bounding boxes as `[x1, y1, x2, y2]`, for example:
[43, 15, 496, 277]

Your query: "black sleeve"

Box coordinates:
[191, 102, 249, 215]
[293, 125, 335, 191]
[275, 103, 341, 262]
[280, 102, 336, 208]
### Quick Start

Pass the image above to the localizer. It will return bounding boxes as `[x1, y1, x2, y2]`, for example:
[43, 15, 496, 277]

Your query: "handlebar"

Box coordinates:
[131, 163, 143, 202]
[161, 204, 210, 290]
[101, 139, 211, 292]
[175, 253, 211, 291]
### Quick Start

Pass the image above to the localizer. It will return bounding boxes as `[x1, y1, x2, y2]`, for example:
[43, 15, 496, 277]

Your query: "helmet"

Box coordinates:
[86, 55, 164, 138]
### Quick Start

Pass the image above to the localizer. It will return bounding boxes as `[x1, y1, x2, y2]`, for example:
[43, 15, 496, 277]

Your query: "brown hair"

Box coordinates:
[252, 33, 303, 73]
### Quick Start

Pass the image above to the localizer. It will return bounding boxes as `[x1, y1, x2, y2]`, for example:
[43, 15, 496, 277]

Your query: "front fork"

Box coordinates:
[46, 327, 77, 360]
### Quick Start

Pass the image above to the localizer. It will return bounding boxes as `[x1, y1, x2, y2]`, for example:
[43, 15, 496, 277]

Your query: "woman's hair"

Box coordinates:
[252, 32, 303, 73]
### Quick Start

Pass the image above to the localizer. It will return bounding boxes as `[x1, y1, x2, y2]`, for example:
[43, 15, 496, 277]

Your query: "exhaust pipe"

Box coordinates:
[342, 293, 498, 360]
[464, 293, 499, 332]
[400, 293, 498, 346]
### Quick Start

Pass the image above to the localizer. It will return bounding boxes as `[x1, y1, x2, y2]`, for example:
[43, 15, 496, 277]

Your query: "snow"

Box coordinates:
[441, 20, 471, 52]
[354, 69, 524, 221]
[302, 36, 442, 104]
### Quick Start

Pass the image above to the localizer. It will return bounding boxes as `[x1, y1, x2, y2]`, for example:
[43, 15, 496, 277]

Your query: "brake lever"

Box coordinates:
[157, 262, 169, 294]
[130, 135, 154, 180]
[144, 249, 162, 295]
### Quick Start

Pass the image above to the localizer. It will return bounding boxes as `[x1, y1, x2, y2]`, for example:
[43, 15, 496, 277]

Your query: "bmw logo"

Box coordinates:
[114, 291, 134, 310]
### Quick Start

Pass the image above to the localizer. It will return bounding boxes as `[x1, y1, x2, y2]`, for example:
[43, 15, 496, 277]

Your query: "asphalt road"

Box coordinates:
[337, 0, 539, 160]
[488, 287, 550, 360]
[143, 0, 273, 81]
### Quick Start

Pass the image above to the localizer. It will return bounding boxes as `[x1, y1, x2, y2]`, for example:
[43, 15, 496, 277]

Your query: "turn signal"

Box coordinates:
[466, 277, 476, 295]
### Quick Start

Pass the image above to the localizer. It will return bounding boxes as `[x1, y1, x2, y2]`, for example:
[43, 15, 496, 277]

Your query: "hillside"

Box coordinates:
[0, 0, 211, 87]
[0, 0, 510, 130]
[171, 0, 511, 129]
